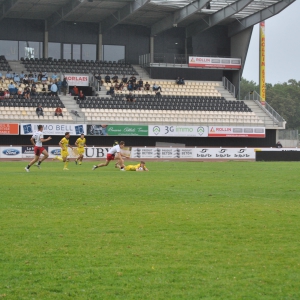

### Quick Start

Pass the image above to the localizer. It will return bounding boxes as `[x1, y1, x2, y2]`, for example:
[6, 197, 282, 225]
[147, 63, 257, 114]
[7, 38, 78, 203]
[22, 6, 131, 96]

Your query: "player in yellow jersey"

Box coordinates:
[117, 161, 149, 171]
[53, 132, 73, 170]
[75, 133, 87, 165]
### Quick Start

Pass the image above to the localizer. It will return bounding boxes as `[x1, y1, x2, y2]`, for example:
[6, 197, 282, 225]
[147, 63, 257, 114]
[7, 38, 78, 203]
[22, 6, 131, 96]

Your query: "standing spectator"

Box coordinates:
[36, 104, 44, 118]
[71, 85, 79, 96]
[61, 77, 68, 95]
[105, 74, 111, 83]
[50, 82, 58, 96]
[54, 105, 63, 117]
[56, 78, 62, 95]
[51, 72, 58, 81]
[94, 73, 102, 90]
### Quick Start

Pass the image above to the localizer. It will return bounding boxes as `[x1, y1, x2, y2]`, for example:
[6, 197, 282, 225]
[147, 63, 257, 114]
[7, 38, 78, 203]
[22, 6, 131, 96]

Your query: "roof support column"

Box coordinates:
[150, 36, 154, 64]
[98, 35, 103, 61]
[44, 20, 48, 59]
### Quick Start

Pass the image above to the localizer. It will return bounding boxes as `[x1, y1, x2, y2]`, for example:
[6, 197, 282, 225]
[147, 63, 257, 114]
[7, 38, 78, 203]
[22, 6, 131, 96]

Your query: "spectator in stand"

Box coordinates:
[61, 77, 68, 96]
[23, 86, 31, 99]
[0, 72, 2, 80]
[23, 74, 29, 85]
[125, 92, 136, 102]
[14, 73, 20, 84]
[152, 82, 162, 92]
[276, 141, 283, 148]
[17, 84, 23, 98]
[138, 78, 143, 90]
[56, 78, 62, 95]
[144, 81, 150, 91]
[41, 84, 47, 94]
[50, 82, 58, 96]
[94, 73, 102, 89]
[19, 71, 25, 82]
[78, 90, 86, 101]
[8, 82, 18, 95]
[31, 83, 37, 96]
[52, 72, 58, 81]
[6, 71, 12, 79]
[130, 74, 137, 83]
[4, 89, 10, 99]
[122, 75, 128, 84]
[41, 72, 47, 83]
[105, 74, 111, 83]
[36, 104, 44, 118]
[55, 105, 63, 117]
[112, 74, 118, 83]
[71, 85, 79, 96]
[0, 88, 4, 100]
[28, 71, 34, 84]
[33, 74, 38, 83]
[133, 83, 139, 91]
[179, 77, 185, 85]
[127, 81, 133, 91]
[155, 90, 161, 98]
[38, 71, 43, 81]
[106, 84, 115, 95]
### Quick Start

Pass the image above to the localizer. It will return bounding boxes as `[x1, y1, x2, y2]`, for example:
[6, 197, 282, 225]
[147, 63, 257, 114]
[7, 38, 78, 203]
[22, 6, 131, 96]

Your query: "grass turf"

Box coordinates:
[0, 160, 300, 299]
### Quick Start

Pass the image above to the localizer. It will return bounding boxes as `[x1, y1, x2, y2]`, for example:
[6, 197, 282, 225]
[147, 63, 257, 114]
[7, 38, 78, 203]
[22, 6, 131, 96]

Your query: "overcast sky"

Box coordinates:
[242, 0, 300, 85]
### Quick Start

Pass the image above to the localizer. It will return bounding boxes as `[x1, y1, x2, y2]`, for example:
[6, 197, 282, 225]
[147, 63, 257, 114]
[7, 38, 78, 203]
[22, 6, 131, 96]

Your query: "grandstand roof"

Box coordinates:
[0, 0, 295, 36]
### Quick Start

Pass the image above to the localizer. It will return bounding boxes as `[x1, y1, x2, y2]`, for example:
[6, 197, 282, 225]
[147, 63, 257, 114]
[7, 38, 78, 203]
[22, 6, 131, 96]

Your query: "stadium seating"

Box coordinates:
[0, 56, 12, 72]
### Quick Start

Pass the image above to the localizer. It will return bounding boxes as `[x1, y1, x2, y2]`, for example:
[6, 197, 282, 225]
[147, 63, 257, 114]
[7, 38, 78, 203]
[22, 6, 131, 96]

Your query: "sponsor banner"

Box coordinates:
[20, 123, 86, 136]
[87, 125, 108, 136]
[1, 147, 22, 158]
[255, 148, 300, 152]
[260, 22, 266, 103]
[63, 74, 89, 86]
[194, 148, 255, 159]
[188, 56, 241, 69]
[208, 126, 265, 138]
[106, 125, 148, 136]
[149, 125, 208, 137]
[22, 146, 49, 158]
[0, 123, 19, 135]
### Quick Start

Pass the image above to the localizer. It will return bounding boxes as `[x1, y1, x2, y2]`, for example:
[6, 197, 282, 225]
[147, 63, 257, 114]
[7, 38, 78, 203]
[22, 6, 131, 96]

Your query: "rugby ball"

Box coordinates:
[138, 167, 144, 171]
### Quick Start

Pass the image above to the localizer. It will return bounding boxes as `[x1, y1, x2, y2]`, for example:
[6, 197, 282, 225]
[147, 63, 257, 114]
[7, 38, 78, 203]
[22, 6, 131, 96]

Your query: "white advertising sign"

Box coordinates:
[208, 126, 265, 138]
[194, 148, 255, 159]
[0, 146, 22, 158]
[63, 74, 89, 86]
[189, 56, 241, 69]
[149, 125, 208, 137]
[20, 123, 87, 136]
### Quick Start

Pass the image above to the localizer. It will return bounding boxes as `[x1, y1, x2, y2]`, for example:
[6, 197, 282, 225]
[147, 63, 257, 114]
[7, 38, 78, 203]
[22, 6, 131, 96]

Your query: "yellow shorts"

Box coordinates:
[61, 150, 69, 158]
[77, 148, 85, 155]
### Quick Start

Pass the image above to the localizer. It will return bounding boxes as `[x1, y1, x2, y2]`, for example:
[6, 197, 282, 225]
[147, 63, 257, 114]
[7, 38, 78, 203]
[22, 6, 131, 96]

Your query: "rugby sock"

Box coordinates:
[27, 165, 31, 169]
[64, 161, 69, 168]
[38, 161, 41, 165]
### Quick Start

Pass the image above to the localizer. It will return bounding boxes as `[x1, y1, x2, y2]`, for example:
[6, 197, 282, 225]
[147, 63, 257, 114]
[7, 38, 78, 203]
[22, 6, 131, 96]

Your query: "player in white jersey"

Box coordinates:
[92, 141, 127, 171]
[25, 125, 52, 172]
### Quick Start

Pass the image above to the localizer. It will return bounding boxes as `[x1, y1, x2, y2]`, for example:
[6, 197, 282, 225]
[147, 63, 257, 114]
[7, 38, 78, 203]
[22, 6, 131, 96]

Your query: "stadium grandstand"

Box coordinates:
[0, 0, 295, 147]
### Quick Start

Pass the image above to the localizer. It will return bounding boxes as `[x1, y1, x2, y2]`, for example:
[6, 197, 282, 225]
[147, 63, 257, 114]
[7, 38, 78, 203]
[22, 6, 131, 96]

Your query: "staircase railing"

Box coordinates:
[244, 90, 285, 126]
[222, 77, 235, 96]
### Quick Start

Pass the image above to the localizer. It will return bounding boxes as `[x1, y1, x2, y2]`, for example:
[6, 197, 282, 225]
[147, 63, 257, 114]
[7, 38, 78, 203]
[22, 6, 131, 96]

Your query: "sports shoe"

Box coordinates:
[75, 159, 78, 165]
[120, 168, 125, 171]
[52, 156, 58, 161]
[92, 165, 97, 170]
[24, 167, 29, 172]
[63, 168, 69, 171]
[35, 163, 41, 169]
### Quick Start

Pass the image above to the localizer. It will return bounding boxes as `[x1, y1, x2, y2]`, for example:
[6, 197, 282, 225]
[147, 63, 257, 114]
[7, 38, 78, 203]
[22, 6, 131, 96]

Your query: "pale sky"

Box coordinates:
[242, 0, 300, 85]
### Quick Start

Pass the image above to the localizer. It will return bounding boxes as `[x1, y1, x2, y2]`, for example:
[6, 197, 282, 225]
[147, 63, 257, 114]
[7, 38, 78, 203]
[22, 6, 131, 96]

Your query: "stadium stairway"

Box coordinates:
[132, 65, 150, 80]
[8, 60, 27, 75]
[59, 95, 85, 122]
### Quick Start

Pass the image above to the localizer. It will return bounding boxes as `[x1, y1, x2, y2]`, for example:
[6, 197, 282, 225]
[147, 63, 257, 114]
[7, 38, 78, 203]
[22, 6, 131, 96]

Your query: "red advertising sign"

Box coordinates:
[0, 123, 19, 135]
[189, 56, 241, 69]
[208, 126, 265, 138]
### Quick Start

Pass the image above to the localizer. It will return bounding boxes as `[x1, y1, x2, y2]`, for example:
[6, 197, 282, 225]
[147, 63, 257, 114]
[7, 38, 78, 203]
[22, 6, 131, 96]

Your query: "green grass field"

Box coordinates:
[0, 160, 300, 299]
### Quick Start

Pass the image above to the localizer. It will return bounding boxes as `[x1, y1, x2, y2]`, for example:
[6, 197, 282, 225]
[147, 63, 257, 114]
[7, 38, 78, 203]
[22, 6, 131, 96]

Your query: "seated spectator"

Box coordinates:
[179, 77, 185, 85]
[38, 71, 43, 81]
[133, 83, 139, 91]
[36, 104, 44, 118]
[117, 82, 124, 91]
[127, 82, 133, 91]
[138, 78, 143, 89]
[105, 74, 111, 83]
[106, 84, 115, 95]
[31, 83, 37, 96]
[125, 92, 136, 102]
[8, 82, 17, 95]
[0, 88, 4, 100]
[112, 74, 118, 83]
[50, 82, 58, 96]
[41, 72, 47, 83]
[52, 72, 58, 81]
[28, 71, 34, 84]
[23, 86, 31, 99]
[276, 141, 283, 148]
[0, 72, 2, 80]
[4, 89, 10, 99]
[23, 75, 29, 85]
[144, 82, 150, 91]
[152, 83, 162, 92]
[6, 71, 12, 79]
[19, 71, 25, 82]
[14, 74, 20, 83]
[54, 105, 63, 117]
[71, 85, 79, 96]
[122, 75, 128, 83]
[130, 74, 137, 83]
[78, 90, 86, 101]
[155, 90, 161, 98]
[33, 74, 38, 83]
[41, 84, 47, 93]
[17, 84, 23, 97]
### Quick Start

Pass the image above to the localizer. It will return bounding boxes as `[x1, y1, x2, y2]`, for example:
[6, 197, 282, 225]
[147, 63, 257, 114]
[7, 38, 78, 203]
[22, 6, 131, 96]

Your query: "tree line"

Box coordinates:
[240, 78, 300, 129]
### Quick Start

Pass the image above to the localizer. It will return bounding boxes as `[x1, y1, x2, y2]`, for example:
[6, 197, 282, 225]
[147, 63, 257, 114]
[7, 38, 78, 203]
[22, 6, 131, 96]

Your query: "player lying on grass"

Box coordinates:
[75, 133, 87, 165]
[25, 125, 52, 172]
[53, 132, 73, 170]
[116, 161, 149, 171]
[93, 141, 128, 171]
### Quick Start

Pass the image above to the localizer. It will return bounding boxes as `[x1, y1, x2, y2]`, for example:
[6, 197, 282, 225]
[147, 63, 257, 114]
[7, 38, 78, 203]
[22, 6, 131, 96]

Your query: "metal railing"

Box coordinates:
[222, 77, 235, 96]
[244, 90, 285, 126]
